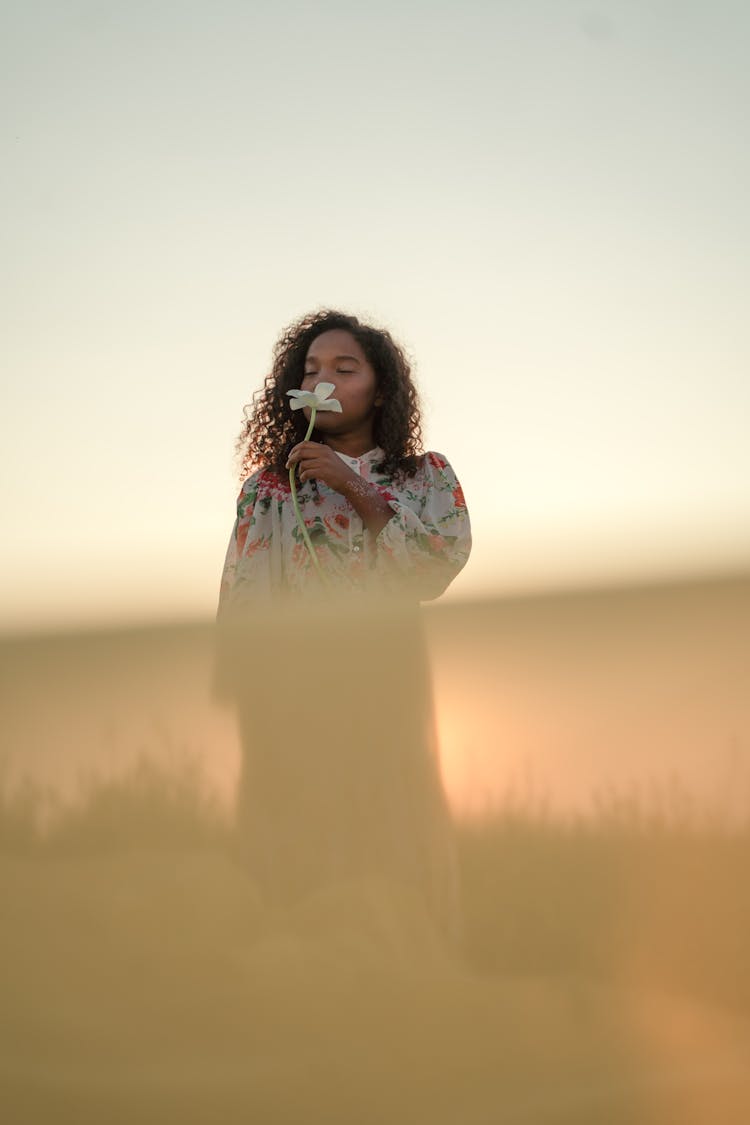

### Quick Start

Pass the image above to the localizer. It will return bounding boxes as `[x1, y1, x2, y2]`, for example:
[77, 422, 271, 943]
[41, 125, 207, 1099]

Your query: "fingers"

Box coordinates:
[286, 441, 326, 469]
[286, 454, 319, 483]
[286, 441, 319, 465]
[296, 455, 325, 479]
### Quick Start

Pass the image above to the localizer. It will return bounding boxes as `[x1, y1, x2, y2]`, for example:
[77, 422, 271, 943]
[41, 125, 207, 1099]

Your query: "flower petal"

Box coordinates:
[287, 389, 319, 408]
[286, 384, 342, 412]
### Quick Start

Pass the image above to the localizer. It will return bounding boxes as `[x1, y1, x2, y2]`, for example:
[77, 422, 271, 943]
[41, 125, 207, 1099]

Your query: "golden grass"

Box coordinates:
[3, 753, 750, 1125]
[4, 584, 750, 1119]
[3, 754, 749, 1017]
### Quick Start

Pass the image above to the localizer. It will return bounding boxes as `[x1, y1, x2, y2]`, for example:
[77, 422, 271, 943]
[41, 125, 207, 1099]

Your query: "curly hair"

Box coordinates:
[234, 309, 424, 486]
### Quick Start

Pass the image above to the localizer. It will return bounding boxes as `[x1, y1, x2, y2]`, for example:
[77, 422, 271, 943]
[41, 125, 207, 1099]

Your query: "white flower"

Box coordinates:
[286, 382, 342, 412]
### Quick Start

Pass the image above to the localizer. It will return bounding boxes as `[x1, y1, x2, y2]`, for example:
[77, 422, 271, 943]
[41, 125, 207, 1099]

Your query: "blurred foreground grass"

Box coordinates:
[2, 754, 750, 1124]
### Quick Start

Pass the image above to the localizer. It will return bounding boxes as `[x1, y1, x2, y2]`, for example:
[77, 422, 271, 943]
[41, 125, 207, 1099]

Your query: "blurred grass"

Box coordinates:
[2, 751, 749, 1016]
[0, 752, 229, 855]
[458, 800, 750, 1016]
[4, 756, 750, 1123]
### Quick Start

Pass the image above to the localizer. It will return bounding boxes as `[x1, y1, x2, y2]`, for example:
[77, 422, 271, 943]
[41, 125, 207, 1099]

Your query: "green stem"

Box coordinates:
[289, 406, 328, 583]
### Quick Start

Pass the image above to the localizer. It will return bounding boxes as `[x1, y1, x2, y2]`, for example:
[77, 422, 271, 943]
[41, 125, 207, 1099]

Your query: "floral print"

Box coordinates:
[216, 446, 471, 616]
[214, 445, 469, 942]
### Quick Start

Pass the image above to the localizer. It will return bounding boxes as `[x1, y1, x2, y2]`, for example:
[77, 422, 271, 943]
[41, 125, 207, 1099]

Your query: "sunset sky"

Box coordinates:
[3, 0, 749, 633]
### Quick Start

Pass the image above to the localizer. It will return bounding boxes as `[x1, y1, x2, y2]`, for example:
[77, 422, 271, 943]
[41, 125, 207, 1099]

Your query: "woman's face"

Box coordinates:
[300, 329, 382, 435]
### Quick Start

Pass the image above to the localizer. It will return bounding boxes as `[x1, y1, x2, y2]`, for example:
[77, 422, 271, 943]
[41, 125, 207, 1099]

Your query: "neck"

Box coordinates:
[322, 428, 377, 459]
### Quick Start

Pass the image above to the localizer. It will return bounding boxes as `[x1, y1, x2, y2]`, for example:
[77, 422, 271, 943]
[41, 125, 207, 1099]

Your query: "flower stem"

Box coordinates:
[289, 406, 328, 583]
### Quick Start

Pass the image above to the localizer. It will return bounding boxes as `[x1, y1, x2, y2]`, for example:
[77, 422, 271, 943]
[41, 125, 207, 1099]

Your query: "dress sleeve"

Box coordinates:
[368, 452, 471, 601]
[212, 472, 276, 702]
[215, 509, 241, 622]
[215, 471, 279, 622]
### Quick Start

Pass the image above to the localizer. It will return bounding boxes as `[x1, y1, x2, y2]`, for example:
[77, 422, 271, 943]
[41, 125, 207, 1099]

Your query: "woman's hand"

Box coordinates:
[286, 442, 358, 494]
[286, 442, 395, 537]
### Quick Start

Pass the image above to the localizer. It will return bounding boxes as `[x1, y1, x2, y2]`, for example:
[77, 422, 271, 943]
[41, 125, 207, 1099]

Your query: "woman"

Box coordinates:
[214, 309, 471, 947]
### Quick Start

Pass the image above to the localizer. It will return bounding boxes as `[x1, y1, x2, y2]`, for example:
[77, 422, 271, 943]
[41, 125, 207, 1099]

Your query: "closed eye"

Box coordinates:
[304, 369, 354, 376]
[303, 368, 355, 378]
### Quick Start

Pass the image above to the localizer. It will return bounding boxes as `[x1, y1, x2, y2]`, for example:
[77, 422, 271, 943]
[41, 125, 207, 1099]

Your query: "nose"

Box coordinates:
[303, 372, 334, 392]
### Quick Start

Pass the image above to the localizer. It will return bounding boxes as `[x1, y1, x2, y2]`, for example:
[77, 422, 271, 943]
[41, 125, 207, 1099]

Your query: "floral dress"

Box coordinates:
[216, 447, 472, 615]
[214, 446, 471, 949]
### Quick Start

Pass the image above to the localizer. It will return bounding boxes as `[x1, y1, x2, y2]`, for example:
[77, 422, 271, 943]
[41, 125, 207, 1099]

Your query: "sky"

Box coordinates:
[2, 0, 749, 633]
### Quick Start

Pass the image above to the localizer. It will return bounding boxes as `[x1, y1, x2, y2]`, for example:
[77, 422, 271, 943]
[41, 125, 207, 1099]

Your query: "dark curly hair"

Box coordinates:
[234, 309, 424, 486]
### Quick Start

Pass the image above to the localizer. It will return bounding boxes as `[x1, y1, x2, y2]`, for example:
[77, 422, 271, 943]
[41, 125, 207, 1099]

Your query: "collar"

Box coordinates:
[333, 446, 384, 474]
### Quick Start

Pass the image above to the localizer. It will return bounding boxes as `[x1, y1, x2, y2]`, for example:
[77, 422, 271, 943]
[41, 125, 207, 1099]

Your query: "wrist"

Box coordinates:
[340, 476, 394, 536]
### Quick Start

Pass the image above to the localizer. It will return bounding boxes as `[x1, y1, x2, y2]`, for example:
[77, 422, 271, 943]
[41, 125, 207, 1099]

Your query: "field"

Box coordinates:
[2, 755, 750, 1125]
[2, 577, 749, 1122]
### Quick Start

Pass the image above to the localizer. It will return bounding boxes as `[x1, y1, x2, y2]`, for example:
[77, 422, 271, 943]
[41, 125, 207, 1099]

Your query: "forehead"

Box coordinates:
[305, 328, 366, 361]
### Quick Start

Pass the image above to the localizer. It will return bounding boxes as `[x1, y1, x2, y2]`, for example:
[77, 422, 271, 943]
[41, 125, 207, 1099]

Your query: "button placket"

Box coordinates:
[349, 511, 364, 555]
[347, 457, 364, 555]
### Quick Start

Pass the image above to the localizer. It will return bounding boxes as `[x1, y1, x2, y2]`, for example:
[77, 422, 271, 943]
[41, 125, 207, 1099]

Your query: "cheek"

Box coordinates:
[356, 376, 379, 404]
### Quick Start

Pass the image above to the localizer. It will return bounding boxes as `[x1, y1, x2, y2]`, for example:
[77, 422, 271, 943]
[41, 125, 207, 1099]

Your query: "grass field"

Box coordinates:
[2, 755, 750, 1124]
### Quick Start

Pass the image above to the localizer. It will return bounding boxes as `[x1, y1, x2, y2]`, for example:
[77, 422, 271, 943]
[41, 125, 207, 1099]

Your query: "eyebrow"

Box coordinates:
[305, 354, 361, 364]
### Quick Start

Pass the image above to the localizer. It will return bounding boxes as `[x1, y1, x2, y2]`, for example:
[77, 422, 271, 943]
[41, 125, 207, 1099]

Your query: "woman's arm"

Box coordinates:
[286, 441, 393, 537]
[368, 453, 472, 601]
[212, 472, 276, 702]
[338, 474, 394, 538]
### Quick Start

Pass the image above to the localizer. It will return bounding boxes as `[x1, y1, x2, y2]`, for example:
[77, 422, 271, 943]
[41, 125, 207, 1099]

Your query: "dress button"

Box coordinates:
[353, 545, 360, 553]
